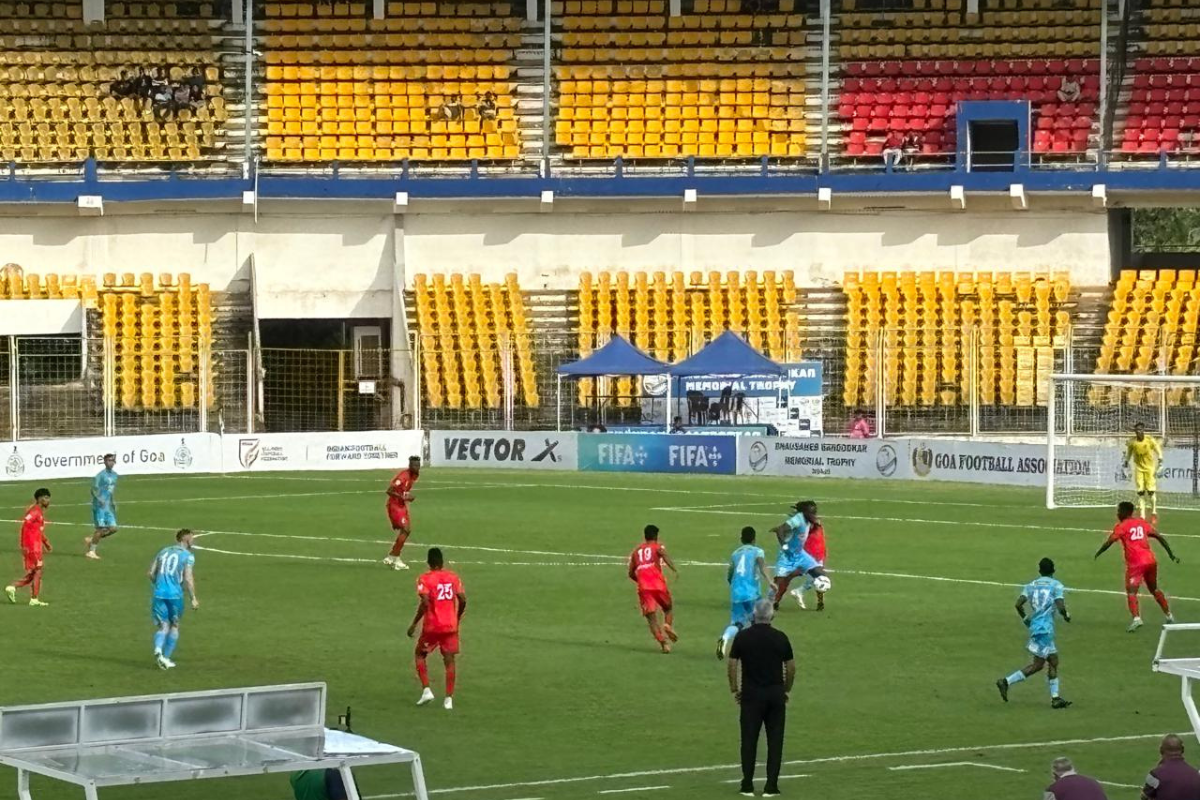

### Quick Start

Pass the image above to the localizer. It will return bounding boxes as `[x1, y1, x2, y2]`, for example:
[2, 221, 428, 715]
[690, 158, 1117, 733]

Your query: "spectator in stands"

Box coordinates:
[902, 132, 924, 165]
[185, 66, 207, 104]
[1179, 129, 1197, 154]
[1142, 734, 1200, 800]
[172, 83, 195, 114]
[670, 416, 687, 434]
[1045, 757, 1107, 800]
[478, 92, 498, 121]
[443, 95, 464, 122]
[1057, 77, 1082, 104]
[109, 71, 134, 99]
[882, 130, 905, 170]
[848, 410, 872, 439]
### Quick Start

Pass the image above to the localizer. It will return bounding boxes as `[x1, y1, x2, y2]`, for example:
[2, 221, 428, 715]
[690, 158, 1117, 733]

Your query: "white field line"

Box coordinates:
[596, 786, 670, 794]
[1097, 780, 1142, 789]
[193, 544, 623, 568]
[887, 761, 1025, 773]
[18, 482, 519, 509]
[650, 505, 1200, 540]
[720, 775, 809, 784]
[363, 733, 1181, 799]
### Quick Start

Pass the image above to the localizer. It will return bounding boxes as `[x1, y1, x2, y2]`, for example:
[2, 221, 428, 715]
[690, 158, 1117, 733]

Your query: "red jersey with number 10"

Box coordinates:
[20, 504, 46, 552]
[417, 569, 463, 634]
[630, 541, 668, 591]
[1109, 518, 1157, 568]
[388, 469, 417, 506]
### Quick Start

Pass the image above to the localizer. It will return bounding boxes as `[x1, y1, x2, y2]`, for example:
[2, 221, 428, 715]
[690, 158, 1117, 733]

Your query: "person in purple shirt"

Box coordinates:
[1143, 734, 1200, 800]
[1045, 758, 1108, 800]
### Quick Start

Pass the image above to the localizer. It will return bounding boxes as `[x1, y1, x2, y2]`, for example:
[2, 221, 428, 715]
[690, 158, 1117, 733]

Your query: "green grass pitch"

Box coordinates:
[0, 469, 1196, 800]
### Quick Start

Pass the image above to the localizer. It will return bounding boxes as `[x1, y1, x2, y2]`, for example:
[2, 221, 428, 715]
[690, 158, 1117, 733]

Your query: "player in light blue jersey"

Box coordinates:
[996, 557, 1072, 709]
[716, 526, 768, 660]
[85, 454, 119, 560]
[769, 500, 828, 610]
[148, 529, 199, 670]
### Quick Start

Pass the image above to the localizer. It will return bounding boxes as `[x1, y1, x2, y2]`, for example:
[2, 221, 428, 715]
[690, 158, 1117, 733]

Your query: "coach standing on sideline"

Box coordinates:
[727, 599, 796, 796]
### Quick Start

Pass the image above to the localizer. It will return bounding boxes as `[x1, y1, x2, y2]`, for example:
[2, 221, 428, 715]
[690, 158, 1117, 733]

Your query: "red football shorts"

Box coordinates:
[417, 630, 460, 656]
[638, 588, 672, 615]
[387, 502, 410, 530]
[22, 550, 43, 572]
[1127, 562, 1158, 591]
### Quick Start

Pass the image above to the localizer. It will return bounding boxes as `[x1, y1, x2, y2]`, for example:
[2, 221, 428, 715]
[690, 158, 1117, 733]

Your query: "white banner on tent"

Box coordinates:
[222, 431, 425, 472]
[1, 434, 220, 482]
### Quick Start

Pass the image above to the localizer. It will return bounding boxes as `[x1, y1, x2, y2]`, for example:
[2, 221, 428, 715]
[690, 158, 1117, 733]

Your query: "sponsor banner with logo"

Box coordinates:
[904, 439, 1101, 486]
[430, 431, 577, 470]
[224, 430, 425, 472]
[578, 433, 737, 474]
[738, 436, 902, 479]
[2, 433, 220, 481]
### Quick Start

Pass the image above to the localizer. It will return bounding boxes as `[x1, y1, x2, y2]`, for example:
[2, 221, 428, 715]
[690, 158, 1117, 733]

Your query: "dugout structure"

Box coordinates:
[1153, 624, 1200, 741]
[0, 683, 429, 800]
[1046, 373, 1200, 510]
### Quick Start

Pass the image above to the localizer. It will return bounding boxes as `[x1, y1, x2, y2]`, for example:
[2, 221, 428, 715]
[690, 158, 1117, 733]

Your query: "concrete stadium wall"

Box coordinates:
[0, 208, 395, 318]
[0, 202, 1110, 319]
[402, 208, 1112, 289]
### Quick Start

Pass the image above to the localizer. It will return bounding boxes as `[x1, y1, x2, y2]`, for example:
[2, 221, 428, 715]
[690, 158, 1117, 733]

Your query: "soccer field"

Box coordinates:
[0, 468, 1195, 800]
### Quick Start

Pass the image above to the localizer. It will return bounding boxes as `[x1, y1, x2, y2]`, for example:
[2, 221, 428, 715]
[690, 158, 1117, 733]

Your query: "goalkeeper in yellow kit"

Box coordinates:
[1123, 422, 1164, 521]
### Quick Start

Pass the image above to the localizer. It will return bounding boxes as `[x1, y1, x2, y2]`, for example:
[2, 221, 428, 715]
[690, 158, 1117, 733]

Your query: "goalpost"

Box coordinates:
[1046, 373, 1200, 510]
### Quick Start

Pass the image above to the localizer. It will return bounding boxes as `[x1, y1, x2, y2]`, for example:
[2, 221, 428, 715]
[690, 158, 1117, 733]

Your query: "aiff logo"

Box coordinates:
[239, 439, 262, 469]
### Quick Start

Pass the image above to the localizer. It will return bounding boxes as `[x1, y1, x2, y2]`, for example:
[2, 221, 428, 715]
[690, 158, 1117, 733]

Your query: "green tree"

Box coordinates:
[1133, 207, 1200, 253]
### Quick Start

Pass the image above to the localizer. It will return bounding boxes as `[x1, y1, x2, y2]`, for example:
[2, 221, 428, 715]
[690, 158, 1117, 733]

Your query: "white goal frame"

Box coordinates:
[1046, 372, 1200, 510]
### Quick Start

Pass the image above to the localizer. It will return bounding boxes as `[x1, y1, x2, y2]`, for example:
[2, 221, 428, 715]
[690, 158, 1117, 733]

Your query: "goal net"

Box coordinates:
[1047, 373, 1200, 510]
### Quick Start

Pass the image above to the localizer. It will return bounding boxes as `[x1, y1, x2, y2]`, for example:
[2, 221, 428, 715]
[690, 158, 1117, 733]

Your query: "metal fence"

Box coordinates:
[259, 347, 397, 433]
[3, 336, 252, 441]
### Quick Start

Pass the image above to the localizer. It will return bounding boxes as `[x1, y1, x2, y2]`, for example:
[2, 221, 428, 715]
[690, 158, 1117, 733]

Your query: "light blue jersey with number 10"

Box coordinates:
[153, 545, 195, 600]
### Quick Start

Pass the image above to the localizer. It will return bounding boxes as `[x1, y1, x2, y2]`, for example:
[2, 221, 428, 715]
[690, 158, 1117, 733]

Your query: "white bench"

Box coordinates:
[1152, 623, 1200, 738]
[0, 683, 429, 800]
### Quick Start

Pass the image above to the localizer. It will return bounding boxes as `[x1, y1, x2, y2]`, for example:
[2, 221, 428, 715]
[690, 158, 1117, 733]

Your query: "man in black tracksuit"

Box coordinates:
[727, 599, 796, 797]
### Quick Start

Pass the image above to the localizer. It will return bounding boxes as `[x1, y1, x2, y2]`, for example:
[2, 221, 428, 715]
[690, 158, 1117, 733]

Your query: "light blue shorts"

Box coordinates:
[92, 507, 117, 529]
[730, 600, 757, 628]
[152, 597, 185, 626]
[776, 550, 819, 579]
[1027, 632, 1057, 659]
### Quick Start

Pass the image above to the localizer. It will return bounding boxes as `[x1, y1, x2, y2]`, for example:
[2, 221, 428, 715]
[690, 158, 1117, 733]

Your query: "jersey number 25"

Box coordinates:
[435, 583, 455, 601]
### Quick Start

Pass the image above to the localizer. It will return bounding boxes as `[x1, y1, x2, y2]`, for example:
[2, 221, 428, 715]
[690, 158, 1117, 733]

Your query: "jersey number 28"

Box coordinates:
[1129, 526, 1146, 541]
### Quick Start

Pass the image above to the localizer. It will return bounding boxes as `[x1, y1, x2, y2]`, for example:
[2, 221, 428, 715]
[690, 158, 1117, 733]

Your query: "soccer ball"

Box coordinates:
[812, 575, 832, 593]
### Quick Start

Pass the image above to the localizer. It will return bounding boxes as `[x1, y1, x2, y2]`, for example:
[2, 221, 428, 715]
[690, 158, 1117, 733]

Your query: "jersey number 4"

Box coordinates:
[435, 583, 455, 601]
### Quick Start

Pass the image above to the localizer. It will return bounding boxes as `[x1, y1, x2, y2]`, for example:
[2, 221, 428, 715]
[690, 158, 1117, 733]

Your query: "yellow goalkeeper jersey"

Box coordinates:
[1126, 436, 1163, 470]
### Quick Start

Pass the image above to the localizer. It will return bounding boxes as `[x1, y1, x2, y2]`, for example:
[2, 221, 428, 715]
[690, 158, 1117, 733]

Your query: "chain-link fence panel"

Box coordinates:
[260, 348, 395, 433]
[109, 336, 207, 438]
[211, 349, 252, 435]
[14, 336, 105, 440]
[876, 327, 972, 436]
[0, 338, 11, 439]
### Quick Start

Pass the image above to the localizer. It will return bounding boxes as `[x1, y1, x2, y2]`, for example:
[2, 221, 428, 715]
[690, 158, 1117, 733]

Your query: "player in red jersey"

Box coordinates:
[1095, 500, 1179, 632]
[791, 519, 828, 612]
[407, 547, 466, 710]
[5, 488, 52, 607]
[383, 455, 421, 571]
[628, 524, 679, 654]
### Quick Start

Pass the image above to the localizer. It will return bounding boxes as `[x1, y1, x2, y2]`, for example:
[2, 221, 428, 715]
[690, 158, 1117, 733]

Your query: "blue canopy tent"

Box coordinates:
[666, 331, 785, 430]
[555, 336, 669, 430]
